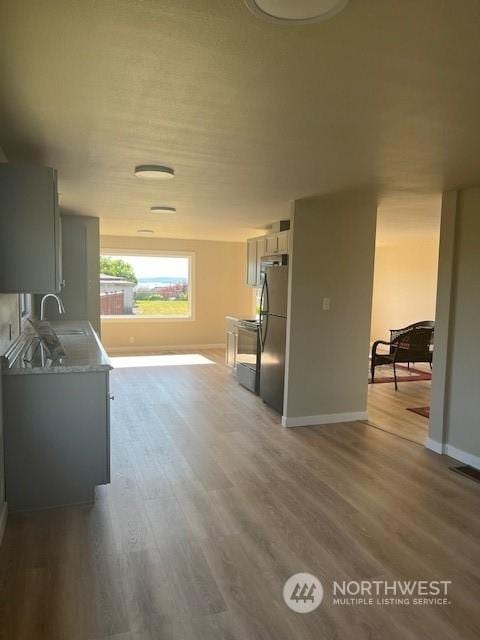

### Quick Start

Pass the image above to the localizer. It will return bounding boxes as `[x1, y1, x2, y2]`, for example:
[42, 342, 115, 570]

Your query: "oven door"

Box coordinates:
[236, 325, 259, 393]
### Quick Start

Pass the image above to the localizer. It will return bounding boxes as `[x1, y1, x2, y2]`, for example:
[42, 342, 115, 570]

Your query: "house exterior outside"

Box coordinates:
[99, 273, 134, 315]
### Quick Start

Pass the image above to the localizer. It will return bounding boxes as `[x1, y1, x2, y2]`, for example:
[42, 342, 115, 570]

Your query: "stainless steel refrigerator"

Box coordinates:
[259, 265, 288, 413]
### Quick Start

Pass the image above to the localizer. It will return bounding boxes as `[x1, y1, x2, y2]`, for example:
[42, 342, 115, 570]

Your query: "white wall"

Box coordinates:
[429, 188, 480, 467]
[283, 191, 377, 426]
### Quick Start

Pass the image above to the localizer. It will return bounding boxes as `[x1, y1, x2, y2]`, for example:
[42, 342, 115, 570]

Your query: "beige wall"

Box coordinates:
[371, 236, 440, 342]
[283, 191, 377, 424]
[429, 188, 480, 464]
[429, 192, 456, 450]
[100, 235, 254, 351]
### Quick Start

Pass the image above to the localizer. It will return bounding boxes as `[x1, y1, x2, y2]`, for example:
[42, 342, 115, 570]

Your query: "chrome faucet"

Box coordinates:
[40, 294, 65, 320]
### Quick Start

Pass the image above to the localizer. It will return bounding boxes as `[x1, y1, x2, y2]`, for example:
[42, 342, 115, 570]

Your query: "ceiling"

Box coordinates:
[1, 1, 478, 242]
[376, 193, 441, 245]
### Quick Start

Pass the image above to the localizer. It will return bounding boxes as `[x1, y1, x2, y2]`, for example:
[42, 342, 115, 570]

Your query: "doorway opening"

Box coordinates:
[367, 199, 441, 445]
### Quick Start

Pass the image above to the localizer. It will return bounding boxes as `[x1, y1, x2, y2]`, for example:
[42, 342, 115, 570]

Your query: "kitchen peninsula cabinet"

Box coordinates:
[2, 321, 111, 512]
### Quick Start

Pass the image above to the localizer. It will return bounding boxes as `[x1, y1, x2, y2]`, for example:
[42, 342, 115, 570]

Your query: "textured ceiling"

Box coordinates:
[1, 0, 477, 241]
[376, 193, 441, 245]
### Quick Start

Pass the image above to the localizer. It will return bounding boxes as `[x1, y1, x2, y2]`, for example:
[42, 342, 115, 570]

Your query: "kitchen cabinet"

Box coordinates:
[255, 237, 266, 286]
[2, 321, 111, 512]
[225, 316, 238, 368]
[265, 234, 278, 255]
[3, 369, 111, 511]
[0, 164, 62, 294]
[246, 238, 258, 286]
[265, 230, 289, 255]
[276, 230, 289, 253]
[245, 231, 289, 287]
[35, 214, 101, 334]
[246, 236, 268, 287]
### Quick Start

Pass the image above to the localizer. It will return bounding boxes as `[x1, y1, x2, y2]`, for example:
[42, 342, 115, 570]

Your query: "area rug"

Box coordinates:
[407, 406, 430, 418]
[369, 364, 432, 385]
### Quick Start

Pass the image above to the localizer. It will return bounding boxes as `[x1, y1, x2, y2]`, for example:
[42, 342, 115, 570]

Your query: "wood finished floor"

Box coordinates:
[1, 350, 479, 640]
[368, 364, 431, 445]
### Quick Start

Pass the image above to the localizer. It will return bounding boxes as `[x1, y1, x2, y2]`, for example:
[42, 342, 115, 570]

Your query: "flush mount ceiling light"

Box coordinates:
[244, 0, 348, 23]
[137, 229, 154, 234]
[150, 205, 176, 213]
[134, 164, 174, 179]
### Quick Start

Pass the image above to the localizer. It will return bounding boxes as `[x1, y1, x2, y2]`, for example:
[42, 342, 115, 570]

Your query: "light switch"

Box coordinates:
[322, 297, 330, 311]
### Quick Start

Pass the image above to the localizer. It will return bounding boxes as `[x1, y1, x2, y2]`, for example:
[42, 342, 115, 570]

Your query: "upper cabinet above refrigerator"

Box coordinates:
[0, 164, 62, 294]
[245, 221, 290, 287]
[265, 230, 289, 256]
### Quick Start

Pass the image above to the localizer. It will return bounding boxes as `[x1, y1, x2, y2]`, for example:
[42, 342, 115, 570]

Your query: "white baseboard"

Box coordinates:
[425, 438, 445, 454]
[444, 444, 480, 470]
[107, 343, 224, 355]
[424, 439, 480, 470]
[282, 411, 368, 428]
[0, 502, 7, 546]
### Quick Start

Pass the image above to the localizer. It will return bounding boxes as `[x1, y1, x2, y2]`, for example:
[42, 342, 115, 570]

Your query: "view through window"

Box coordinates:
[100, 253, 191, 318]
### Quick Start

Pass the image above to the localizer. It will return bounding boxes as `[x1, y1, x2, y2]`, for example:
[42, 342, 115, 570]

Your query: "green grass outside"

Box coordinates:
[134, 299, 190, 316]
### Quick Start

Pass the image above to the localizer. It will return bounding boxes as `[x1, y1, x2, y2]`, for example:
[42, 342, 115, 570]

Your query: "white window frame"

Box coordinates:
[100, 248, 195, 323]
[19, 293, 32, 330]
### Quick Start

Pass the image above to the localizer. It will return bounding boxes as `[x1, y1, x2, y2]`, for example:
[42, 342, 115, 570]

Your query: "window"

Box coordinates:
[100, 252, 193, 319]
[19, 293, 32, 327]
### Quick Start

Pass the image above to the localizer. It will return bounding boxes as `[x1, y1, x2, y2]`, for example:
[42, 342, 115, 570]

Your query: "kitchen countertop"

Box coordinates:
[2, 320, 112, 375]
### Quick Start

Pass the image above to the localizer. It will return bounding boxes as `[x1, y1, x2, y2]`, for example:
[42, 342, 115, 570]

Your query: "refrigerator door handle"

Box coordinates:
[260, 278, 269, 351]
[261, 313, 269, 352]
[263, 276, 269, 314]
[260, 277, 266, 315]
[259, 278, 266, 351]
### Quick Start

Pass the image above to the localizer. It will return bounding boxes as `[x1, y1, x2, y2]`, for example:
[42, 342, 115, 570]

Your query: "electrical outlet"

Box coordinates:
[322, 297, 331, 311]
[129, 336, 135, 344]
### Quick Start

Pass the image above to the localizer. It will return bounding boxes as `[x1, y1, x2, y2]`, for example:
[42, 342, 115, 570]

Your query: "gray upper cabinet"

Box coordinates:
[246, 239, 258, 286]
[0, 164, 62, 294]
[265, 230, 289, 255]
[245, 231, 288, 287]
[36, 214, 101, 334]
[265, 234, 278, 255]
[246, 236, 268, 287]
[276, 230, 289, 254]
[255, 237, 266, 286]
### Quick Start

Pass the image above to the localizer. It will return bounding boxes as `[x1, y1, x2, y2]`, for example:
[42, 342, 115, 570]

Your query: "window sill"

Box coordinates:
[101, 315, 195, 323]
